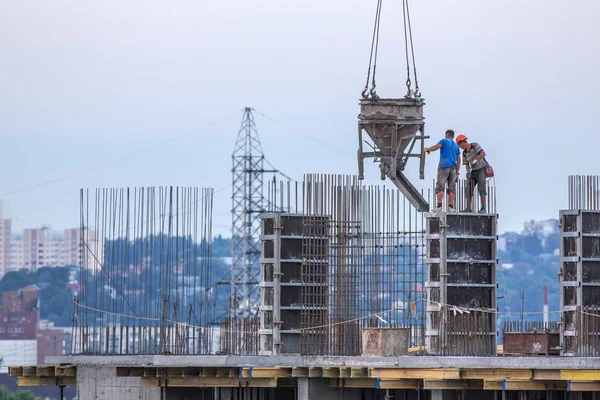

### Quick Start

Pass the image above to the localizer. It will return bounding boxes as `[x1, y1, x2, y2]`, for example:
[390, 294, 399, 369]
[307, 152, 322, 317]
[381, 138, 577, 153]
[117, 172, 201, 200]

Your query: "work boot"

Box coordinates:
[461, 207, 472, 213]
[431, 207, 442, 212]
[479, 207, 487, 213]
[448, 205, 455, 212]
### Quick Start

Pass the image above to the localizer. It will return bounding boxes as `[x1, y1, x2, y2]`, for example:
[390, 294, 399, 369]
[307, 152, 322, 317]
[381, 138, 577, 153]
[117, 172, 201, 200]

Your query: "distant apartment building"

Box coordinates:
[0, 201, 103, 274]
[0, 201, 12, 276]
[0, 285, 68, 371]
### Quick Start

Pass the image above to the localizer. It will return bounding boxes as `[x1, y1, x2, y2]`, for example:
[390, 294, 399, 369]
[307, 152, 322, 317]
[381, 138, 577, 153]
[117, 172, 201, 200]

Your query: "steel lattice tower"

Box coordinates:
[231, 108, 275, 315]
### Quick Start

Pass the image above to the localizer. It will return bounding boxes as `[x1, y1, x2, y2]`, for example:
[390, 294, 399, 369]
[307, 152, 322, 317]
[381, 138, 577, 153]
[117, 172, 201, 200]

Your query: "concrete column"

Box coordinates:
[77, 366, 160, 400]
[431, 390, 457, 400]
[298, 378, 361, 400]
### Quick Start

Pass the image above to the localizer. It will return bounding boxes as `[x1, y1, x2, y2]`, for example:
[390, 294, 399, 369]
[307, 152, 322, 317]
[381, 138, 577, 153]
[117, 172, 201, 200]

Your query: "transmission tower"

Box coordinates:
[231, 108, 276, 316]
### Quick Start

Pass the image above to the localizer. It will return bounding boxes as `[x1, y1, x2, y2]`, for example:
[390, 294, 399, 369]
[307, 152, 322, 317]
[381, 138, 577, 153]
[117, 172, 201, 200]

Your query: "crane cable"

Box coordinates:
[362, 0, 421, 99]
[362, 0, 383, 99]
[403, 0, 420, 97]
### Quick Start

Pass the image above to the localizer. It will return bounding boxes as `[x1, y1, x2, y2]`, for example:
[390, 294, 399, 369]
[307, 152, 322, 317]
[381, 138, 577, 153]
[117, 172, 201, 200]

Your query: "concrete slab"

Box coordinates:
[47, 355, 600, 370]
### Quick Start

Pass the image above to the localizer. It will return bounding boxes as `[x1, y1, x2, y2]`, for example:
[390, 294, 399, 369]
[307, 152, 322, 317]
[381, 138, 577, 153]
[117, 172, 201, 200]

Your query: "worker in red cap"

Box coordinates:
[423, 129, 461, 211]
[455, 134, 488, 213]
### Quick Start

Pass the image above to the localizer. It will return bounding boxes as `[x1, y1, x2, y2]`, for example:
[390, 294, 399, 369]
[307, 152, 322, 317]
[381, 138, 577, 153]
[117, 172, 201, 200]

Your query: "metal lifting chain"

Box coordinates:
[362, 0, 383, 99]
[403, 0, 420, 98]
[362, 0, 421, 99]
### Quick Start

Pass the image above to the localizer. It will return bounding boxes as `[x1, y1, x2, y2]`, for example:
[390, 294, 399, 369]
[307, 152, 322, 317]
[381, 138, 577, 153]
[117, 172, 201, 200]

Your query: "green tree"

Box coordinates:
[0, 386, 39, 400]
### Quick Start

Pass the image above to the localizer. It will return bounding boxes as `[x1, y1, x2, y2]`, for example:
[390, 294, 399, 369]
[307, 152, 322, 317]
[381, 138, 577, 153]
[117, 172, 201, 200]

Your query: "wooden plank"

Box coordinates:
[370, 368, 460, 380]
[9, 367, 23, 377]
[329, 379, 419, 390]
[561, 370, 600, 381]
[141, 376, 277, 388]
[308, 367, 322, 378]
[166, 367, 184, 377]
[329, 378, 377, 389]
[340, 368, 351, 379]
[484, 380, 567, 391]
[424, 380, 483, 390]
[36, 366, 56, 377]
[292, 367, 309, 378]
[569, 381, 600, 392]
[379, 380, 420, 389]
[250, 367, 292, 378]
[322, 368, 340, 378]
[532, 370, 561, 380]
[18, 377, 41, 387]
[56, 366, 76, 377]
[183, 367, 201, 377]
[461, 369, 532, 380]
[350, 368, 368, 378]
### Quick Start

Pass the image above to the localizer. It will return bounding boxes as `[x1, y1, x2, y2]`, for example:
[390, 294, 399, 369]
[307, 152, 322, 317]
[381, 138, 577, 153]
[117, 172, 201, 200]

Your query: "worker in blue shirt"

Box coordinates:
[424, 129, 461, 211]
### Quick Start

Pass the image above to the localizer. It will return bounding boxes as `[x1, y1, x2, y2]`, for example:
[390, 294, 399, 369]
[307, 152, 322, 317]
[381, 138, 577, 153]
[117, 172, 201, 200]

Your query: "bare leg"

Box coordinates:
[448, 192, 456, 208]
[436, 191, 444, 205]
[481, 195, 487, 209]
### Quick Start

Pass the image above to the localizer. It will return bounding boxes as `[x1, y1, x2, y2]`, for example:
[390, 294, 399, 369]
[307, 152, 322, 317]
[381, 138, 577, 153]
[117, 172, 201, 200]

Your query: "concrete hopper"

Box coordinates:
[357, 98, 429, 211]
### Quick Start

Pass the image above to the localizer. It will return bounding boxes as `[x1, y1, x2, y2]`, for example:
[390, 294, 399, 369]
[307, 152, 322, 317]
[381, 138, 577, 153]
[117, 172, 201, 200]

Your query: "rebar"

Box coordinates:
[72, 186, 215, 355]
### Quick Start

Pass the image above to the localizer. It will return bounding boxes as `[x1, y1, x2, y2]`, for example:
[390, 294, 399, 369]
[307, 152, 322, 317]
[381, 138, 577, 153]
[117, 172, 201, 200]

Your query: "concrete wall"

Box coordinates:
[77, 366, 159, 400]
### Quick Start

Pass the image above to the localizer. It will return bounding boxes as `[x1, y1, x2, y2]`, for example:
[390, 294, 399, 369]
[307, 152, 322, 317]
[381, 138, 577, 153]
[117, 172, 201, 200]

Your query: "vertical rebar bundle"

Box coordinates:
[73, 186, 215, 355]
[266, 175, 427, 356]
[568, 175, 600, 210]
[560, 175, 600, 356]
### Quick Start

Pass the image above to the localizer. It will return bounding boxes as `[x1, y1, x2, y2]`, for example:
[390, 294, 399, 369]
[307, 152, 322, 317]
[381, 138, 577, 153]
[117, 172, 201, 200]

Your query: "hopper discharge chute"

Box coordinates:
[358, 0, 429, 212]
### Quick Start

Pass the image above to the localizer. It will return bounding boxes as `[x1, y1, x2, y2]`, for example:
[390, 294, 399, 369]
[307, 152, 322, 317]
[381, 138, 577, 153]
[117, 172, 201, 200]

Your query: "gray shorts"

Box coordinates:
[468, 168, 488, 196]
[436, 166, 458, 194]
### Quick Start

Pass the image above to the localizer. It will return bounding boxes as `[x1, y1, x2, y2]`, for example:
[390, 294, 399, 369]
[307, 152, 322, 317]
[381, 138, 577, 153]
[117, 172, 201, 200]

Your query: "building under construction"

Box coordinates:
[10, 2, 600, 400]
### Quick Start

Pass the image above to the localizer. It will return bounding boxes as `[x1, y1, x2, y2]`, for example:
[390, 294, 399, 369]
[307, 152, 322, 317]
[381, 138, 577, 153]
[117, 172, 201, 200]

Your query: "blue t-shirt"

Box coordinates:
[438, 138, 460, 169]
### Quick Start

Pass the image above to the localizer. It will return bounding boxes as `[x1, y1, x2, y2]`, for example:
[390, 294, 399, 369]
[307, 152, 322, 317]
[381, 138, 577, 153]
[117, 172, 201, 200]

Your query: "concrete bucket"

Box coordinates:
[358, 98, 429, 211]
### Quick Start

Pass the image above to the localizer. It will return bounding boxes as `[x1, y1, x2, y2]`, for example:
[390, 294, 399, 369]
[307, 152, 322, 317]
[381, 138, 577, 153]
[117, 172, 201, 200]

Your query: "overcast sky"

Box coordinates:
[1, 0, 599, 236]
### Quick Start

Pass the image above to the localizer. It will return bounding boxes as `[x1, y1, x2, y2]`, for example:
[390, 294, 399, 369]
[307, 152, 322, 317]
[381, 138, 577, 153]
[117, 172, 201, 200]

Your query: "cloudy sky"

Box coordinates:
[1, 0, 599, 236]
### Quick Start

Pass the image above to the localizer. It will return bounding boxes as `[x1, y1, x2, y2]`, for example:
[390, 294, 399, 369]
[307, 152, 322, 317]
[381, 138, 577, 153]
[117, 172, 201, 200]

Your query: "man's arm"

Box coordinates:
[472, 143, 486, 162]
[424, 143, 442, 153]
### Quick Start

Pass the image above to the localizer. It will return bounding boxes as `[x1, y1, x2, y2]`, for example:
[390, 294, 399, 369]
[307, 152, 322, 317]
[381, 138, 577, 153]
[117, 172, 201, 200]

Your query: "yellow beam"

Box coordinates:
[561, 370, 600, 381]
[350, 368, 368, 378]
[55, 366, 76, 377]
[424, 380, 483, 390]
[533, 370, 561, 380]
[461, 369, 532, 380]
[35, 366, 54, 376]
[370, 368, 460, 380]
[379, 380, 421, 389]
[329, 379, 419, 389]
[569, 381, 600, 391]
[329, 378, 376, 389]
[248, 368, 292, 378]
[484, 380, 567, 391]
[183, 367, 201, 376]
[340, 368, 351, 379]
[322, 368, 339, 378]
[292, 367, 309, 378]
[18, 377, 75, 387]
[141, 377, 277, 388]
